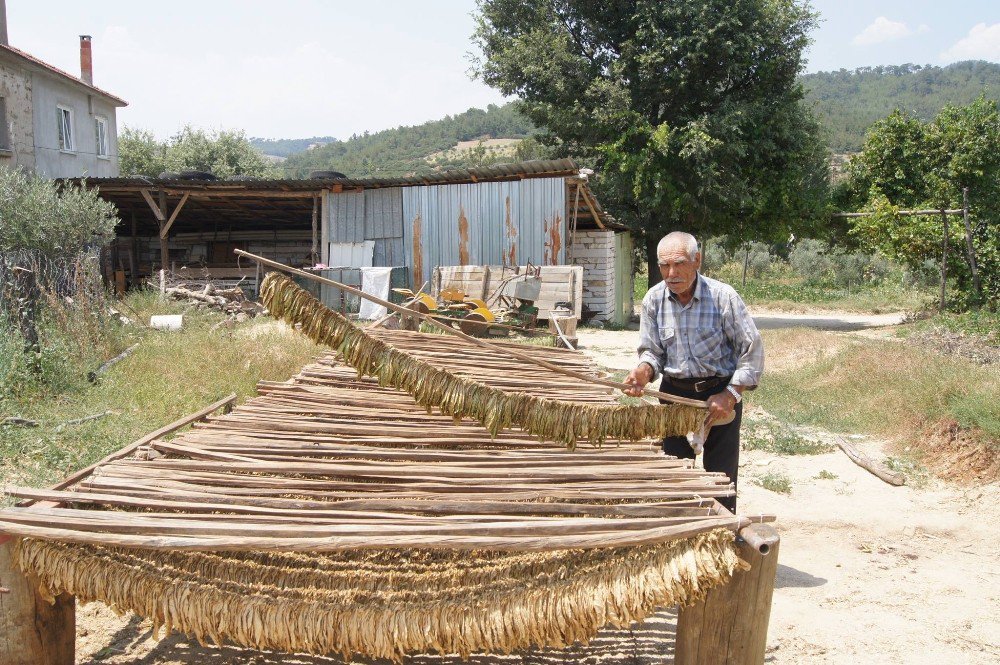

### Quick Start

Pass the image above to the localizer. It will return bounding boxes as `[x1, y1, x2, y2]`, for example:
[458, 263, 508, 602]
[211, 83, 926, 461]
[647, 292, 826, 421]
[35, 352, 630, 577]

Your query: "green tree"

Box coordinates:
[164, 126, 277, 178]
[119, 126, 277, 178]
[118, 127, 168, 177]
[473, 0, 830, 285]
[845, 97, 1000, 308]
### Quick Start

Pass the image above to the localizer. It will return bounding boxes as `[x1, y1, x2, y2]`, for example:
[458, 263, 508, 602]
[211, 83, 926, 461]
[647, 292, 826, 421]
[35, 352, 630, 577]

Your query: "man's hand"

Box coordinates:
[624, 363, 654, 397]
[705, 390, 738, 425]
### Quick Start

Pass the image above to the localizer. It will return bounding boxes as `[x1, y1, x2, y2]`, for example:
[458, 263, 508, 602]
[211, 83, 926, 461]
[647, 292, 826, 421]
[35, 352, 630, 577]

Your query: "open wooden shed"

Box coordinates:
[67, 160, 635, 323]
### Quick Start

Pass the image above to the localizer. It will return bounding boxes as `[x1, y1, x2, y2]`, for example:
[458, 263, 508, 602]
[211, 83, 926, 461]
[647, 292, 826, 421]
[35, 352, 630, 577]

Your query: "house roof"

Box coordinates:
[62, 159, 626, 235]
[0, 44, 127, 106]
[68, 158, 584, 191]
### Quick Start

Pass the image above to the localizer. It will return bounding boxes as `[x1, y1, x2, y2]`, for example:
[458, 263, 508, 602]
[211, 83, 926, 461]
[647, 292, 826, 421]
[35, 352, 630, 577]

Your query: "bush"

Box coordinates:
[789, 239, 893, 287]
[0, 169, 127, 401]
[0, 167, 118, 256]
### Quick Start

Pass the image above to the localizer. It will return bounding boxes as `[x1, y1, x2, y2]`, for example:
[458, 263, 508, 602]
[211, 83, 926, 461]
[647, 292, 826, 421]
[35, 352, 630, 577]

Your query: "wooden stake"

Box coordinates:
[675, 523, 780, 665]
[0, 540, 75, 665]
[940, 209, 949, 310]
[961, 188, 982, 302]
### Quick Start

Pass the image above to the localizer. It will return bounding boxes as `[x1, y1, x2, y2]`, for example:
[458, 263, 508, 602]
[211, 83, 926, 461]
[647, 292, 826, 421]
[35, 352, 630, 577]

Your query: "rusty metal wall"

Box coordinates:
[401, 178, 566, 287]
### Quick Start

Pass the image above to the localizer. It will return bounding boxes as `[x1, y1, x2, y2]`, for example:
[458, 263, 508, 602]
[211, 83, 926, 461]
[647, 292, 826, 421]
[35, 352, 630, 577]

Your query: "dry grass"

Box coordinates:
[754, 327, 1000, 480]
[0, 291, 319, 489]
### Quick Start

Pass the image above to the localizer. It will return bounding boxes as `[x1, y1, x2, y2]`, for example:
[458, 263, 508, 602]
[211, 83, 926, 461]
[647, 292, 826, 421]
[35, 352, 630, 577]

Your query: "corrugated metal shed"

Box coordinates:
[364, 189, 403, 239]
[401, 178, 566, 287]
[329, 191, 365, 243]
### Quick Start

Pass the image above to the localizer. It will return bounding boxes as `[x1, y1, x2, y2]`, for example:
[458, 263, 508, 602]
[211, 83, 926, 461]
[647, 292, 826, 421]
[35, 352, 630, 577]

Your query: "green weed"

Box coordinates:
[755, 471, 793, 494]
[743, 419, 834, 455]
[815, 470, 838, 480]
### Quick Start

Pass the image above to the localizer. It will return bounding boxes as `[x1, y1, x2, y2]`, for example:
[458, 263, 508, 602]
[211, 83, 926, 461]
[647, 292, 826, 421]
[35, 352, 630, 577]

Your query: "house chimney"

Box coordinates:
[0, 1, 9, 46]
[80, 35, 93, 85]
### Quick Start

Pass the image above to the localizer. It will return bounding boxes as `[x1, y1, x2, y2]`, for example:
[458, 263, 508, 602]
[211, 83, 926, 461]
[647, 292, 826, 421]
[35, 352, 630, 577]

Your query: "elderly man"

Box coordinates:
[625, 232, 763, 513]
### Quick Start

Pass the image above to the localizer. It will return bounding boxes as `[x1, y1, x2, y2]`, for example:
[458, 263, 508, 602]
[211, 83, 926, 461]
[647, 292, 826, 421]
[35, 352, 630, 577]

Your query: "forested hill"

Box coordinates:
[249, 136, 338, 158]
[802, 61, 1000, 152]
[257, 60, 1000, 176]
[275, 104, 534, 178]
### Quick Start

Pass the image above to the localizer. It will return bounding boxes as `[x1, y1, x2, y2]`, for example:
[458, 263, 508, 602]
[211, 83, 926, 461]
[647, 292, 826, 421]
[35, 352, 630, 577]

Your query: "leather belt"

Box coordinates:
[664, 375, 729, 393]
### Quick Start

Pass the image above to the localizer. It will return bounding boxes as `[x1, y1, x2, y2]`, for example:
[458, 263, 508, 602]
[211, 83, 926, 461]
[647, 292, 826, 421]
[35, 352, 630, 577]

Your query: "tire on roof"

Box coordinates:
[178, 170, 218, 181]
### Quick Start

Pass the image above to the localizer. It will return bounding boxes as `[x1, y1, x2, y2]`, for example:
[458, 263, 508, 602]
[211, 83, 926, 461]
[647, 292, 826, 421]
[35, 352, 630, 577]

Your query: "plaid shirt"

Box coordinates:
[637, 274, 764, 388]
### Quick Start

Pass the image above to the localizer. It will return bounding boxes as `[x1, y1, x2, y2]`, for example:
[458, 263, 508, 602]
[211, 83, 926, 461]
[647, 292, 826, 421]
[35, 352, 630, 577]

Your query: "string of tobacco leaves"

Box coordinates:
[260, 273, 705, 448]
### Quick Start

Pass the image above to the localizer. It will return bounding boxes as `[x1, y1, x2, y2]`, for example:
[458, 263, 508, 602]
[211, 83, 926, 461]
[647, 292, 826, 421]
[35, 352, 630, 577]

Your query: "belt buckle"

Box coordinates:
[693, 379, 711, 392]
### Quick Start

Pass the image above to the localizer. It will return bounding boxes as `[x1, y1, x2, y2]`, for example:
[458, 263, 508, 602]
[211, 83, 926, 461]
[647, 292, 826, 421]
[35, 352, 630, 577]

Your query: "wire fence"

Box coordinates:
[0, 249, 107, 327]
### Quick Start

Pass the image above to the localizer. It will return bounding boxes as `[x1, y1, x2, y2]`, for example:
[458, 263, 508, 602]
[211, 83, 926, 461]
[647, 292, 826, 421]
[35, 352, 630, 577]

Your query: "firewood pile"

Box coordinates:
[164, 283, 265, 320]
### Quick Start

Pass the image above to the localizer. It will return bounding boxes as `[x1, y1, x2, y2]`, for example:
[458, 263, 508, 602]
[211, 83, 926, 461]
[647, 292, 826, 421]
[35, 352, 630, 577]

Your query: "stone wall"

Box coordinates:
[0, 61, 35, 171]
[568, 229, 616, 322]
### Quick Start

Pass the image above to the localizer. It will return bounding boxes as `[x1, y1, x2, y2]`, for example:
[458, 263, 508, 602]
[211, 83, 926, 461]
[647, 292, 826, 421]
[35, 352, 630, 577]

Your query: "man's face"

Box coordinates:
[657, 243, 702, 296]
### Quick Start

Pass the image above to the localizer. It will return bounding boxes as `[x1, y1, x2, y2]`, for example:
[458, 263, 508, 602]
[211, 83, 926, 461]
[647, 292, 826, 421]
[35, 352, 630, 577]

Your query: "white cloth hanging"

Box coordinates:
[358, 267, 392, 320]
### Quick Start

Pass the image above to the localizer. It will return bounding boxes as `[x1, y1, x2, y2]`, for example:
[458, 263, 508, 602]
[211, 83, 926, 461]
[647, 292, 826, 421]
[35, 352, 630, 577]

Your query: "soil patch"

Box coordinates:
[915, 419, 1000, 483]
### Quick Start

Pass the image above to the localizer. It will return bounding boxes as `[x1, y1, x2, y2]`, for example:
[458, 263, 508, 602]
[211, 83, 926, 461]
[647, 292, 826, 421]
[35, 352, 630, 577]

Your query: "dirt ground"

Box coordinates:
[71, 321, 999, 664]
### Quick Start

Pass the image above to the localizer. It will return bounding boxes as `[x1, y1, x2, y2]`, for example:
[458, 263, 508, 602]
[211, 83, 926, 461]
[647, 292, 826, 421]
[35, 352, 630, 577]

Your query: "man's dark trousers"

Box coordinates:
[659, 377, 743, 514]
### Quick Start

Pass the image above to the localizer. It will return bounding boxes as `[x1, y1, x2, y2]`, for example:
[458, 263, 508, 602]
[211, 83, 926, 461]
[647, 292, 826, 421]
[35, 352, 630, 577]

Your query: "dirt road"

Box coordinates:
[577, 326, 1000, 664]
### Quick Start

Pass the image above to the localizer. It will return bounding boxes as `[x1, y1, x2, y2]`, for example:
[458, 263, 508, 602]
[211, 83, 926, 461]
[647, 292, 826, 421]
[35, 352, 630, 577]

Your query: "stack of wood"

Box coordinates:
[164, 283, 264, 320]
[0, 335, 770, 661]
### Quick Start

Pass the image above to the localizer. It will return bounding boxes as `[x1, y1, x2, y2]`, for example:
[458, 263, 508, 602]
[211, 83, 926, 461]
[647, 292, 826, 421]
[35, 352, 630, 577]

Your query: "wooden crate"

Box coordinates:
[434, 265, 583, 320]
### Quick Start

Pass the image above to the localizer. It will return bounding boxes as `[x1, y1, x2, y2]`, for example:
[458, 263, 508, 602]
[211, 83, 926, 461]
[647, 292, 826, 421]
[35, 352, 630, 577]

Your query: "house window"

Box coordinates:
[95, 116, 108, 157]
[56, 105, 74, 152]
[0, 98, 9, 151]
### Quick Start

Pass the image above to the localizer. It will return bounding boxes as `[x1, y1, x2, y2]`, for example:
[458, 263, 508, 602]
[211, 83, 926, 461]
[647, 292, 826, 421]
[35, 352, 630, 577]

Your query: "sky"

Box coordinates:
[5, 1, 999, 140]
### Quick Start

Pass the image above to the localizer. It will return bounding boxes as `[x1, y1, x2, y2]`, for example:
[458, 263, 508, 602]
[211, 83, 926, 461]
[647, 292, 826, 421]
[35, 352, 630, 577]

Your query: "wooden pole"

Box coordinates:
[11, 267, 39, 359]
[832, 208, 963, 218]
[234, 250, 710, 409]
[0, 540, 75, 665]
[675, 523, 780, 665]
[130, 211, 139, 285]
[742, 243, 750, 288]
[158, 191, 170, 272]
[940, 209, 949, 310]
[311, 194, 319, 266]
[961, 188, 982, 302]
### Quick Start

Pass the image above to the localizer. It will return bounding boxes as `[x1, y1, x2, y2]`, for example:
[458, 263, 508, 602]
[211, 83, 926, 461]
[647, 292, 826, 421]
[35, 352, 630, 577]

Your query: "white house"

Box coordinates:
[0, 5, 126, 178]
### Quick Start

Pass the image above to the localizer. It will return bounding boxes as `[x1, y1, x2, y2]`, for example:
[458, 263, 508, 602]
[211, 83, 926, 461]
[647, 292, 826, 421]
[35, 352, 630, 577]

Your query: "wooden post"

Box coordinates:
[675, 523, 780, 665]
[311, 194, 319, 266]
[961, 188, 982, 303]
[11, 267, 39, 358]
[940, 209, 949, 310]
[130, 211, 139, 285]
[0, 540, 75, 664]
[742, 242, 750, 288]
[158, 191, 170, 272]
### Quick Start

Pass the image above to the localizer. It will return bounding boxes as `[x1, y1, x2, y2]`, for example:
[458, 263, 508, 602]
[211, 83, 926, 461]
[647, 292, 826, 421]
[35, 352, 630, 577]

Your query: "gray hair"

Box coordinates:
[657, 232, 699, 261]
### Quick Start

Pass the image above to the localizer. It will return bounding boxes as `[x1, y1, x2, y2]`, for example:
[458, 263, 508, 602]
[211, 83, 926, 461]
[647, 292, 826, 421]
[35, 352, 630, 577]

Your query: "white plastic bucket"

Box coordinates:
[150, 314, 183, 331]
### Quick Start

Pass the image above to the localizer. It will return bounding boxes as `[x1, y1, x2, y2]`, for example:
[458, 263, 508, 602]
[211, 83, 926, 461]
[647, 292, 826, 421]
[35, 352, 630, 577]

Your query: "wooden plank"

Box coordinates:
[0, 517, 744, 552]
[158, 191, 190, 239]
[139, 188, 165, 222]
